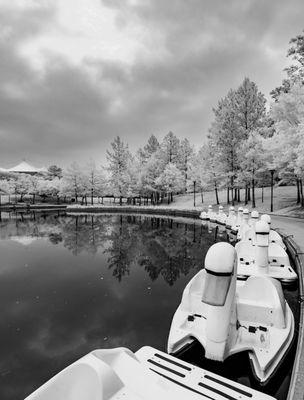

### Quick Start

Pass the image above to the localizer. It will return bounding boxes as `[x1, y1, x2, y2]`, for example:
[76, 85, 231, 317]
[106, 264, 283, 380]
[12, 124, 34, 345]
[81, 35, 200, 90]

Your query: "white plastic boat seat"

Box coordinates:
[237, 224, 251, 241]
[136, 346, 275, 400]
[268, 243, 290, 267]
[237, 276, 286, 328]
[179, 271, 209, 317]
[225, 215, 236, 229]
[25, 352, 124, 400]
[242, 228, 256, 244]
[235, 242, 255, 264]
[269, 230, 286, 249]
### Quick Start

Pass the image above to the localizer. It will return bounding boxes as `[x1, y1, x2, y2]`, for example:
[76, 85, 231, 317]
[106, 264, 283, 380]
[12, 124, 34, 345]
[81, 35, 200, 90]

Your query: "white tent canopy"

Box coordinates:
[2, 161, 47, 174]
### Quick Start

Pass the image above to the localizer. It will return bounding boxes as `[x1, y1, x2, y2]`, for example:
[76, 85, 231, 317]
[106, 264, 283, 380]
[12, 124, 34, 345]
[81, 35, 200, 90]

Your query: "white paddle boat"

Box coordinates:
[237, 208, 250, 241]
[216, 205, 227, 225]
[236, 221, 297, 283]
[225, 207, 237, 230]
[168, 242, 294, 384]
[231, 207, 244, 233]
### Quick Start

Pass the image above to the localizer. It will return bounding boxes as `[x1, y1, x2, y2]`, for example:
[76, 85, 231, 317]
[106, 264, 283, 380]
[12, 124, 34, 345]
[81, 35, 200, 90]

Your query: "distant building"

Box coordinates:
[1, 161, 47, 175]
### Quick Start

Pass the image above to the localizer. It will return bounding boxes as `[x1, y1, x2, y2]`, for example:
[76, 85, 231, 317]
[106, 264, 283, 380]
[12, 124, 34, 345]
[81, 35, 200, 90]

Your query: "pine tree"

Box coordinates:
[234, 77, 266, 136]
[85, 160, 106, 204]
[208, 90, 242, 202]
[160, 131, 180, 164]
[63, 162, 86, 202]
[155, 163, 184, 203]
[137, 134, 160, 165]
[144, 134, 160, 156]
[178, 138, 194, 192]
[106, 136, 132, 200]
[240, 133, 267, 208]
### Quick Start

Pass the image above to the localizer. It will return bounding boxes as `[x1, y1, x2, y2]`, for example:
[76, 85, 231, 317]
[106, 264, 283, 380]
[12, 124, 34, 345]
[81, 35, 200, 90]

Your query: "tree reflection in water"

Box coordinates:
[59, 213, 226, 285]
[0, 211, 227, 285]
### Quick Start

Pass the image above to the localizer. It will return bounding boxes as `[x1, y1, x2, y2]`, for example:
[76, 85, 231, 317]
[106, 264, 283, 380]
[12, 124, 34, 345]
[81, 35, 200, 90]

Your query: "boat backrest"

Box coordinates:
[25, 353, 124, 400]
[237, 276, 286, 328]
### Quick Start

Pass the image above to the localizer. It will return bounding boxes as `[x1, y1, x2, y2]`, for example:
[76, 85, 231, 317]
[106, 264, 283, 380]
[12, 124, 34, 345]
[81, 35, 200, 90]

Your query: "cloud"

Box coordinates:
[0, 0, 304, 167]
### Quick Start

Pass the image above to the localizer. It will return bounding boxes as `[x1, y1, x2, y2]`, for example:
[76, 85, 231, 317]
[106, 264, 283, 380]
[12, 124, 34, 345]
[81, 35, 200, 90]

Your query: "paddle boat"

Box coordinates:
[260, 214, 286, 250]
[231, 207, 244, 234]
[237, 208, 250, 241]
[236, 221, 297, 283]
[168, 242, 295, 384]
[208, 205, 218, 222]
[241, 210, 259, 245]
[25, 345, 275, 400]
[216, 205, 227, 225]
[249, 210, 259, 227]
[200, 205, 211, 220]
[225, 206, 236, 230]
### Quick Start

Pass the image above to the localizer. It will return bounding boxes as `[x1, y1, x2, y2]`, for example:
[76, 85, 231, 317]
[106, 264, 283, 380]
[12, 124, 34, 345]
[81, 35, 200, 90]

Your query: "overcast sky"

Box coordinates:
[0, 0, 303, 168]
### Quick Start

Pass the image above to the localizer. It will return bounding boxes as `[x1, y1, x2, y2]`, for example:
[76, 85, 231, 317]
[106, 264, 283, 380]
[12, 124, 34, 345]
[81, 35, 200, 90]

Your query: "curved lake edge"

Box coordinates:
[279, 232, 304, 400]
[65, 204, 304, 400]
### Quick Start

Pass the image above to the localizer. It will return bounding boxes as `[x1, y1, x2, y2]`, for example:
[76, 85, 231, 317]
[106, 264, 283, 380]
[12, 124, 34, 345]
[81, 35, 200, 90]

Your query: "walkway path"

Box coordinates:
[272, 215, 304, 250]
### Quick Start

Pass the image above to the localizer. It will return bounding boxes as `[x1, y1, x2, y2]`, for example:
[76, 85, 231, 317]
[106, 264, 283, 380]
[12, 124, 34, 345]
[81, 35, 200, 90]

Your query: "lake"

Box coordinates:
[0, 211, 298, 400]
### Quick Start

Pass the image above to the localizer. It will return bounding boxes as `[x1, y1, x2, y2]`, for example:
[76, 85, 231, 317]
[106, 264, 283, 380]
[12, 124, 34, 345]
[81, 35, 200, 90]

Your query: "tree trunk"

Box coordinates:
[244, 185, 248, 205]
[120, 196, 122, 206]
[237, 188, 240, 202]
[297, 178, 301, 204]
[201, 189, 204, 204]
[91, 188, 94, 205]
[215, 186, 219, 205]
[247, 186, 251, 201]
[227, 187, 230, 204]
[252, 178, 255, 208]
[33, 193, 35, 204]
[301, 179, 304, 207]
[234, 188, 237, 202]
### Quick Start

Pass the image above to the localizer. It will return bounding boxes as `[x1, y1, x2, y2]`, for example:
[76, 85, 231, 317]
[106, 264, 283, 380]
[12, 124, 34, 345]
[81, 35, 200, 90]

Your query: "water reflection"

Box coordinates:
[0, 211, 223, 399]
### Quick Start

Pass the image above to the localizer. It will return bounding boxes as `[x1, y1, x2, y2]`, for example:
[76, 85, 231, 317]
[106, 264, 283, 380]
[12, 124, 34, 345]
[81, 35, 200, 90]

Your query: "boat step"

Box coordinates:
[136, 346, 274, 400]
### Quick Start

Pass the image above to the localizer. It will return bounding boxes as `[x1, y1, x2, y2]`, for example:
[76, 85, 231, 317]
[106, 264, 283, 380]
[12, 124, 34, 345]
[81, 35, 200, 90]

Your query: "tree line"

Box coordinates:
[1, 30, 304, 206]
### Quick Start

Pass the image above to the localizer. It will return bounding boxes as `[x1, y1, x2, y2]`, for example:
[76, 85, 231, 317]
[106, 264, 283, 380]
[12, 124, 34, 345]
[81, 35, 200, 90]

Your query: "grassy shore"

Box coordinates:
[2, 185, 303, 218]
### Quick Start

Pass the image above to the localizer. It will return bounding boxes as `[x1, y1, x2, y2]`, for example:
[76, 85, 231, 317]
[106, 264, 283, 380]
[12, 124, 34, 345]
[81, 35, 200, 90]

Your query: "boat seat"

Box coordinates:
[26, 360, 120, 400]
[26, 348, 184, 400]
[237, 276, 286, 328]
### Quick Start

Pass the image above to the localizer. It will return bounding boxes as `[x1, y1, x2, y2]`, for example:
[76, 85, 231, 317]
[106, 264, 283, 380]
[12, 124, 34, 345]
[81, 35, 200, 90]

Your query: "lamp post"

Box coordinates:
[193, 180, 196, 207]
[270, 169, 275, 212]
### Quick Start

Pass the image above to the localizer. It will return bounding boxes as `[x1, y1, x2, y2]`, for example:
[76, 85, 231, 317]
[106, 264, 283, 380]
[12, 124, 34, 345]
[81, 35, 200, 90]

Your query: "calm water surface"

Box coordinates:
[0, 211, 224, 399]
[0, 211, 298, 400]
